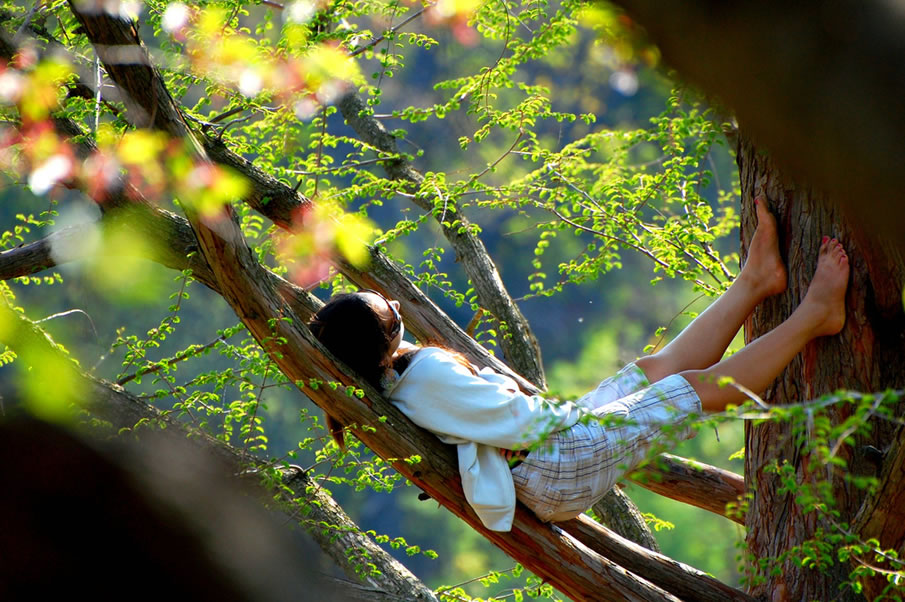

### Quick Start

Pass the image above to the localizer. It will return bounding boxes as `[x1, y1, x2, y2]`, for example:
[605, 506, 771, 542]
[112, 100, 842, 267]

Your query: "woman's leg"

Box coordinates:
[681, 237, 849, 412]
[636, 199, 787, 383]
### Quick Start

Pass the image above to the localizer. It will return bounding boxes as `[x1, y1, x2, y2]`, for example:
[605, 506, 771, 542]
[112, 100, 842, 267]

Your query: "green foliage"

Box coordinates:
[1, 0, 902, 598]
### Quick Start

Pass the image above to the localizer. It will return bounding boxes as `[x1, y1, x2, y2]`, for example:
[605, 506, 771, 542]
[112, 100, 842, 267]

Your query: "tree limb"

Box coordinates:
[592, 488, 660, 552]
[338, 92, 546, 389]
[629, 453, 746, 524]
[563, 515, 753, 602]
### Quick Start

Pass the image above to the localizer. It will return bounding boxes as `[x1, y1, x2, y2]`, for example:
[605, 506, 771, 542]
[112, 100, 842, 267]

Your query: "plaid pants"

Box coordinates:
[510, 363, 701, 522]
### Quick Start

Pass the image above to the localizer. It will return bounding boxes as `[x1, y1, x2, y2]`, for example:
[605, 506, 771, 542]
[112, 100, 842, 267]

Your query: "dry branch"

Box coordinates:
[564, 515, 753, 602]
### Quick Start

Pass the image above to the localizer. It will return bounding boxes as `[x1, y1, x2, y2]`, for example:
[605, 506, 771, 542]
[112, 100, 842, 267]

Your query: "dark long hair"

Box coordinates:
[309, 293, 394, 447]
[309, 293, 475, 448]
[310, 293, 392, 391]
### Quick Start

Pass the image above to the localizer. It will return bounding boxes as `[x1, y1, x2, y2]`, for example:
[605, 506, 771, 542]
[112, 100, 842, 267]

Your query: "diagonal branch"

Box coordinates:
[338, 92, 546, 389]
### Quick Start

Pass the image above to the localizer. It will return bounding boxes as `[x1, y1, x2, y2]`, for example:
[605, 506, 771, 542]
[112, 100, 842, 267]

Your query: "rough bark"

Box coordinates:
[592, 488, 660, 552]
[564, 515, 753, 602]
[738, 136, 905, 600]
[592, 487, 660, 552]
[628, 453, 746, 524]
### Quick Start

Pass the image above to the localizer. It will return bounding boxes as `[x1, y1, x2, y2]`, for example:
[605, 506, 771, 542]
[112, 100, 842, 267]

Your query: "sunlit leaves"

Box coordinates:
[12, 57, 73, 122]
[163, 4, 363, 105]
[276, 200, 377, 287]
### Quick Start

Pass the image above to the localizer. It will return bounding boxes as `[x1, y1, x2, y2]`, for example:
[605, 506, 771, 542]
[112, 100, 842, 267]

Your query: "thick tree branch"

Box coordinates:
[629, 453, 746, 524]
[592, 488, 660, 552]
[338, 92, 546, 389]
[564, 515, 754, 602]
[201, 135, 311, 228]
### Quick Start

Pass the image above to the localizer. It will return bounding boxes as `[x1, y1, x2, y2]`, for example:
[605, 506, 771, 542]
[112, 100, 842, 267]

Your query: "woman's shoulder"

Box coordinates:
[395, 347, 469, 381]
[386, 347, 457, 396]
[406, 346, 460, 369]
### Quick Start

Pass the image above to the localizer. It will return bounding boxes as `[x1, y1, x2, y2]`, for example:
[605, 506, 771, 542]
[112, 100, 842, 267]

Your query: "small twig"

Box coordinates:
[827, 394, 884, 461]
[313, 104, 327, 197]
[347, 4, 431, 58]
[545, 204, 712, 290]
[35, 309, 99, 343]
[243, 363, 269, 452]
[209, 106, 246, 124]
[434, 183, 449, 223]
[469, 129, 523, 183]
[217, 113, 254, 141]
[644, 294, 706, 354]
[289, 157, 389, 175]
[94, 55, 102, 132]
[116, 335, 227, 386]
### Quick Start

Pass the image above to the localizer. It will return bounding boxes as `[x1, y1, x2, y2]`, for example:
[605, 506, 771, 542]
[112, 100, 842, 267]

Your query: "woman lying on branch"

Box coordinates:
[309, 199, 849, 532]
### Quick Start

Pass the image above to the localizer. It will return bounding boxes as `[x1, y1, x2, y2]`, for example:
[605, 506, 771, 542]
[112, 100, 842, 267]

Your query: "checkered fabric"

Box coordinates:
[510, 363, 701, 522]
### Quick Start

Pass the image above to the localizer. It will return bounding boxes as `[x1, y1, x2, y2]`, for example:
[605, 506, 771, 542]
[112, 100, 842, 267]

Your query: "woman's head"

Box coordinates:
[309, 290, 403, 391]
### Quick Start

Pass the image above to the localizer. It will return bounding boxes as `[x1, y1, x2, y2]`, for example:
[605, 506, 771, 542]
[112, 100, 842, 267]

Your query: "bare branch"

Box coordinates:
[562, 515, 754, 602]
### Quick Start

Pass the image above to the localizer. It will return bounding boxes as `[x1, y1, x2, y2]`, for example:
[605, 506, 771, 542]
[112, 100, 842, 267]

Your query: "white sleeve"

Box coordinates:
[389, 348, 581, 449]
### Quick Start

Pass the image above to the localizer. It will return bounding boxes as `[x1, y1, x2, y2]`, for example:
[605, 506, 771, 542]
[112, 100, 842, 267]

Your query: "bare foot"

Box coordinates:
[741, 198, 787, 298]
[801, 237, 849, 337]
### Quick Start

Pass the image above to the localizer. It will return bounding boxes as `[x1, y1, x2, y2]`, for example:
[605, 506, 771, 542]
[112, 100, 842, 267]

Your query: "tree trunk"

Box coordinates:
[738, 135, 905, 600]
